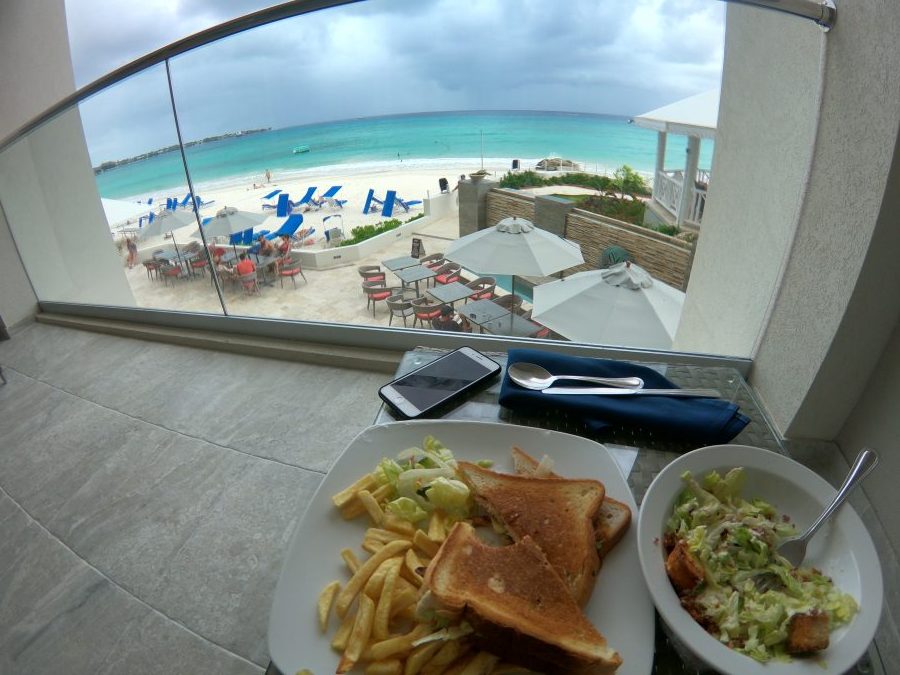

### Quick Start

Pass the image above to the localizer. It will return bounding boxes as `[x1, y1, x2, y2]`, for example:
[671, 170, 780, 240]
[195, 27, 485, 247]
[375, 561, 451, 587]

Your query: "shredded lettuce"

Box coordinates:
[386, 496, 428, 523]
[666, 468, 859, 663]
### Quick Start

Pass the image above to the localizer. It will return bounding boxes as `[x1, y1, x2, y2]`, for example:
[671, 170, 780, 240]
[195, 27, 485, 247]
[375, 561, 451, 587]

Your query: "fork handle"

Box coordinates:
[800, 447, 879, 541]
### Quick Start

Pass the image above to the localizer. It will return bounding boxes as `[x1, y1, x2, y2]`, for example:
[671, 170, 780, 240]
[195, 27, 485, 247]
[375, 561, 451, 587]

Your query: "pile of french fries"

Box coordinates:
[317, 467, 527, 675]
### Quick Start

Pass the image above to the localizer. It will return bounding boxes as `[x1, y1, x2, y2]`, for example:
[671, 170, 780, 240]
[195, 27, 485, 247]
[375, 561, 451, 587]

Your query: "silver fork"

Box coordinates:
[756, 448, 879, 592]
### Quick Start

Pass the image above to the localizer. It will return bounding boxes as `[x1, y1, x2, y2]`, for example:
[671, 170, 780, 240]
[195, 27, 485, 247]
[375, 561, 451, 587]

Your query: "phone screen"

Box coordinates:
[390, 350, 497, 412]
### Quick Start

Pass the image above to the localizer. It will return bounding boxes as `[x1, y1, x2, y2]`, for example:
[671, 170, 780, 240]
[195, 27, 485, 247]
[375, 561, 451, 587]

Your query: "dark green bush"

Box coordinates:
[579, 194, 646, 225]
[339, 213, 424, 246]
[656, 224, 681, 236]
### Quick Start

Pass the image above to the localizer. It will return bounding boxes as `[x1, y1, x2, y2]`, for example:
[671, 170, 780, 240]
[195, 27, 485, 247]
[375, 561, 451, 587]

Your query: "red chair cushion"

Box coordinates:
[416, 309, 441, 320]
[371, 291, 391, 301]
[281, 268, 300, 277]
[436, 274, 459, 284]
[367, 274, 386, 282]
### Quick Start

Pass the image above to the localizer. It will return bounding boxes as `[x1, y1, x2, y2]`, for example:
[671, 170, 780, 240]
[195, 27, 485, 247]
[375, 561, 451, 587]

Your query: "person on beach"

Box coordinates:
[235, 253, 256, 276]
[277, 235, 291, 255]
[265, 169, 272, 184]
[125, 237, 138, 268]
[257, 235, 276, 257]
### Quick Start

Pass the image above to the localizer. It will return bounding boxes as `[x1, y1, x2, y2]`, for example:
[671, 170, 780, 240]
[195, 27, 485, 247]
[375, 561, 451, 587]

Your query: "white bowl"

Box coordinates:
[636, 444, 883, 675]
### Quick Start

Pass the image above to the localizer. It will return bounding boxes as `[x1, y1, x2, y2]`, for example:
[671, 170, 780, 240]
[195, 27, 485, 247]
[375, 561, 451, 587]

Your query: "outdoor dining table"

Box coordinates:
[394, 264, 436, 296]
[264, 348, 887, 675]
[459, 298, 510, 329]
[382, 255, 421, 271]
[252, 254, 281, 287]
[427, 281, 473, 306]
[153, 249, 199, 277]
[479, 311, 543, 338]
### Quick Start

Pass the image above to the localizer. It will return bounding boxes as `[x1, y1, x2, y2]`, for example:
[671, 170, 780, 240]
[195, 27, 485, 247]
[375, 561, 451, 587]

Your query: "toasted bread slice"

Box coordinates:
[457, 461, 604, 606]
[511, 446, 632, 558]
[424, 522, 622, 675]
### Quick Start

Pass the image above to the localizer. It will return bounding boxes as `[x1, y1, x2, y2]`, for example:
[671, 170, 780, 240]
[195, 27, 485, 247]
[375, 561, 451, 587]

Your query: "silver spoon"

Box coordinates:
[777, 447, 879, 567]
[508, 361, 643, 390]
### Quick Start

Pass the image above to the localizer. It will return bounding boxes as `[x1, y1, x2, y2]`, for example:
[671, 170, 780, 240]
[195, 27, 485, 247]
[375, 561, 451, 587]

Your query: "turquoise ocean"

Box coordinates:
[95, 110, 714, 200]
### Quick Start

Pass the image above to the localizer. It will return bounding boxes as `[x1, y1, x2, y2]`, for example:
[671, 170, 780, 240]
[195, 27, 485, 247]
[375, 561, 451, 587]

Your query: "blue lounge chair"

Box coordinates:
[265, 214, 304, 240]
[395, 196, 423, 213]
[275, 193, 291, 218]
[305, 185, 344, 211]
[193, 196, 215, 209]
[262, 189, 282, 200]
[320, 185, 342, 199]
[261, 193, 286, 211]
[178, 193, 192, 208]
[362, 189, 384, 214]
[381, 190, 398, 218]
[290, 186, 317, 211]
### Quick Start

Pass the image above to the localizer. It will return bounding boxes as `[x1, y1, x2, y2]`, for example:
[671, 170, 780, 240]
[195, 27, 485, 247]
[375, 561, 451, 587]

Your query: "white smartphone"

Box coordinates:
[378, 346, 502, 419]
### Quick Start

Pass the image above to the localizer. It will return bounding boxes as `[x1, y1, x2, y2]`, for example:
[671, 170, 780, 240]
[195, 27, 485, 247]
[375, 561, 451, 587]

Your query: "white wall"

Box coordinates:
[673, 7, 820, 358]
[0, 0, 135, 313]
[0, 1, 76, 327]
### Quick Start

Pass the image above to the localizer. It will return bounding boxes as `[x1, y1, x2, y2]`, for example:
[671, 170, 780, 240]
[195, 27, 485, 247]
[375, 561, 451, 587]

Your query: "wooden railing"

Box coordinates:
[653, 170, 682, 217]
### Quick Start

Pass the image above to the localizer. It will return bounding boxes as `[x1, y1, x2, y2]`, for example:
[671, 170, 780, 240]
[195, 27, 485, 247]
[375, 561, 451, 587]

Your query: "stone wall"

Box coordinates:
[485, 188, 694, 289]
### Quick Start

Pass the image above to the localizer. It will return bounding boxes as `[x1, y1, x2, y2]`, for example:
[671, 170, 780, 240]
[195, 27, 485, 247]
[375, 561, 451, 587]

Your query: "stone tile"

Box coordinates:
[150, 456, 322, 666]
[45, 427, 250, 602]
[96, 611, 263, 675]
[0, 510, 145, 675]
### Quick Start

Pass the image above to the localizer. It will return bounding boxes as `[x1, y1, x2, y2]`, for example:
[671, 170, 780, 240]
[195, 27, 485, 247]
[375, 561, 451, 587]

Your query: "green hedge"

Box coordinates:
[340, 212, 425, 247]
[497, 165, 650, 197]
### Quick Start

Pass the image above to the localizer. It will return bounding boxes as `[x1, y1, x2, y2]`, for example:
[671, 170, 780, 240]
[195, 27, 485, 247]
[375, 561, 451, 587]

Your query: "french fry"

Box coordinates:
[338, 593, 376, 673]
[364, 559, 394, 599]
[422, 640, 468, 675]
[389, 585, 419, 618]
[366, 659, 403, 675]
[362, 538, 386, 555]
[459, 652, 500, 675]
[369, 624, 431, 662]
[427, 510, 447, 542]
[341, 497, 369, 520]
[333, 473, 378, 508]
[341, 548, 361, 574]
[403, 549, 426, 586]
[383, 514, 417, 537]
[331, 607, 357, 651]
[335, 540, 412, 618]
[371, 482, 394, 502]
[373, 559, 402, 640]
[413, 530, 440, 558]
[367, 528, 414, 544]
[405, 641, 444, 675]
[359, 489, 385, 524]
[317, 580, 341, 632]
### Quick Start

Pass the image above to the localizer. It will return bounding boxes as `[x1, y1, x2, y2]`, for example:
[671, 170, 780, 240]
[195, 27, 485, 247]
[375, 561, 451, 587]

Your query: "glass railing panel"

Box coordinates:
[77, 64, 226, 315]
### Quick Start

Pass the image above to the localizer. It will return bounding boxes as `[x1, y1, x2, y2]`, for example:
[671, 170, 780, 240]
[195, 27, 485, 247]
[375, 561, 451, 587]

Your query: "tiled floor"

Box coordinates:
[0, 322, 387, 674]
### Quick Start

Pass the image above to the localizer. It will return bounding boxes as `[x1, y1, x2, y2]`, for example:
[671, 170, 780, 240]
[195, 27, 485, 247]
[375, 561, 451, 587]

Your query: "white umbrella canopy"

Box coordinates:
[201, 206, 268, 238]
[445, 216, 584, 276]
[101, 198, 153, 230]
[532, 263, 685, 349]
[138, 208, 198, 238]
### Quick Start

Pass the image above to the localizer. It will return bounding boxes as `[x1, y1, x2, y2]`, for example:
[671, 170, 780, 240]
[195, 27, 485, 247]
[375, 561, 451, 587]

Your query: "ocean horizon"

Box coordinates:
[93, 110, 715, 201]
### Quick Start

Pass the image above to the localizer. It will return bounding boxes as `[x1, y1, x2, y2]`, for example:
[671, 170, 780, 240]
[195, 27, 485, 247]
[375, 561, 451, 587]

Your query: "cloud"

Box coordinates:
[68, 0, 724, 163]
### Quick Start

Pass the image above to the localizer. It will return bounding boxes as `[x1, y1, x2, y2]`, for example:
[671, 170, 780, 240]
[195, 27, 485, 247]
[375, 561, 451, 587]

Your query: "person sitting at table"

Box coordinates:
[257, 235, 276, 257]
[277, 235, 291, 255]
[432, 304, 471, 332]
[235, 253, 256, 276]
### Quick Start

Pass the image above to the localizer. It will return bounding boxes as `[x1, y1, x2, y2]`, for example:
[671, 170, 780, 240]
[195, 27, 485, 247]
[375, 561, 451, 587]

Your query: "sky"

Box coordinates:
[66, 0, 725, 164]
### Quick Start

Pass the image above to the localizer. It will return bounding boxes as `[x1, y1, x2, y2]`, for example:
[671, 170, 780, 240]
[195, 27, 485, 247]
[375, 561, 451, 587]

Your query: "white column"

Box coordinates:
[654, 131, 667, 201]
[676, 135, 700, 225]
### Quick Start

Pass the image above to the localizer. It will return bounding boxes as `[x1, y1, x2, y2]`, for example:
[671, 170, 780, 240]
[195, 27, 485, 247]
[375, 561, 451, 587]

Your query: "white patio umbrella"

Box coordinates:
[532, 262, 685, 349]
[138, 208, 199, 260]
[101, 198, 153, 231]
[200, 206, 269, 257]
[446, 216, 583, 276]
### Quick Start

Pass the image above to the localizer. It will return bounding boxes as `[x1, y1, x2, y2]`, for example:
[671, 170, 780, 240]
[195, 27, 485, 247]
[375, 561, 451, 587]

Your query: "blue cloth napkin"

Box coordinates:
[499, 348, 750, 445]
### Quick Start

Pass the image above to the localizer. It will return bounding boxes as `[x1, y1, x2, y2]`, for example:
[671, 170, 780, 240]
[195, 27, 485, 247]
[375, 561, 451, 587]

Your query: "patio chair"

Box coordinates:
[386, 293, 415, 327]
[159, 264, 183, 286]
[495, 293, 524, 313]
[141, 259, 162, 281]
[239, 271, 260, 295]
[419, 253, 445, 269]
[433, 262, 462, 285]
[358, 264, 386, 288]
[278, 256, 307, 288]
[362, 281, 398, 317]
[411, 297, 444, 328]
[190, 257, 209, 278]
[518, 309, 552, 338]
[466, 276, 496, 301]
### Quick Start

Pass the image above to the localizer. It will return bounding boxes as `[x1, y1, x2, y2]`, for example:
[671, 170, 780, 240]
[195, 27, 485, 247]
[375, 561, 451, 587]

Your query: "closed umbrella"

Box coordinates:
[532, 262, 685, 349]
[445, 216, 584, 301]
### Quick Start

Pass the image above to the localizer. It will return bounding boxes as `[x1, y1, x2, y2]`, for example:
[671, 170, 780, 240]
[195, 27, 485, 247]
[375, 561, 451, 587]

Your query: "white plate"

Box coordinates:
[636, 444, 883, 675]
[269, 420, 654, 675]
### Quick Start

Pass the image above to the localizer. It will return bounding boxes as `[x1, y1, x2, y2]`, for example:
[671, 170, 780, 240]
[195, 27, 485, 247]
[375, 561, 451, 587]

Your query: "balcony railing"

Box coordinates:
[653, 169, 709, 225]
